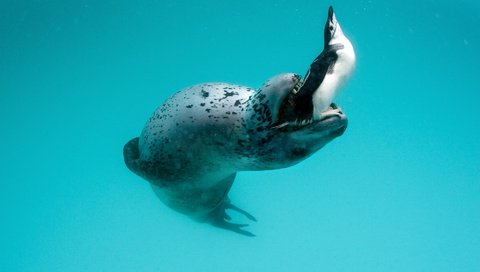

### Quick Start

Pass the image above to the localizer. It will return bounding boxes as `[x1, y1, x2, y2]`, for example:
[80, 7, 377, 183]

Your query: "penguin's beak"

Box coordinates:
[328, 6, 338, 29]
[324, 6, 339, 47]
[328, 6, 335, 24]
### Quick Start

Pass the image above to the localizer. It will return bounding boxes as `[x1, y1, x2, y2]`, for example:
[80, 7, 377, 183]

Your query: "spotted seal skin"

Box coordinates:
[124, 74, 347, 236]
[124, 6, 353, 236]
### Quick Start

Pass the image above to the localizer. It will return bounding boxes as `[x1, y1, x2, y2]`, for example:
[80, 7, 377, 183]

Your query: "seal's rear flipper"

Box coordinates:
[123, 137, 141, 174]
[208, 198, 257, 237]
[211, 220, 255, 237]
[225, 203, 257, 222]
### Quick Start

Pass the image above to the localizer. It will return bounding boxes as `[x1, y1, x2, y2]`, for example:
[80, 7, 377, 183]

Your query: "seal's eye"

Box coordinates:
[329, 26, 334, 31]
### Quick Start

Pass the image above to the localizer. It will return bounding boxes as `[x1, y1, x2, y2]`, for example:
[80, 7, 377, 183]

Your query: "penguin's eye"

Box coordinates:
[329, 26, 334, 31]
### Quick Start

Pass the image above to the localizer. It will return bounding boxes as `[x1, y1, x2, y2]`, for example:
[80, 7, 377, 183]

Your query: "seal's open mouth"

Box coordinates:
[272, 99, 346, 132]
[270, 74, 347, 132]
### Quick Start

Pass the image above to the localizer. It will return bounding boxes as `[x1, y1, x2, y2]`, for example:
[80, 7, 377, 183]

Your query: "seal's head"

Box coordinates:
[246, 73, 347, 169]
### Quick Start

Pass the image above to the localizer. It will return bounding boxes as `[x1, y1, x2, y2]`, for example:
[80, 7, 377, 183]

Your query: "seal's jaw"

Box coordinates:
[272, 101, 347, 139]
[260, 101, 347, 169]
[292, 104, 348, 140]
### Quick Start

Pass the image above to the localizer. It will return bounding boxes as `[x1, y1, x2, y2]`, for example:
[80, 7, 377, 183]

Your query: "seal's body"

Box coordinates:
[124, 6, 355, 236]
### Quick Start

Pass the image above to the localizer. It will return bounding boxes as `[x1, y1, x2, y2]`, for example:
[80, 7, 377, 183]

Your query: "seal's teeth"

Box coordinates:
[272, 117, 314, 131]
[291, 119, 312, 127]
[292, 80, 304, 94]
[271, 122, 288, 129]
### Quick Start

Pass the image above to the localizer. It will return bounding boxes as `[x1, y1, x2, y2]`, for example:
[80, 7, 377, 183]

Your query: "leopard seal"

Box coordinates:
[123, 6, 354, 236]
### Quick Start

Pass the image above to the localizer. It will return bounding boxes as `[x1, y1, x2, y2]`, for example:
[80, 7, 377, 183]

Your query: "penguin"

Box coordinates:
[275, 6, 356, 127]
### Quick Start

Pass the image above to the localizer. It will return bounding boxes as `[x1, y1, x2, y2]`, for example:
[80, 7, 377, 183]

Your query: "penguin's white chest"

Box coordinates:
[312, 43, 355, 119]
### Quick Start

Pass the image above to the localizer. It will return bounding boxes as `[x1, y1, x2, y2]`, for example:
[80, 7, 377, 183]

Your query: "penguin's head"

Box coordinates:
[324, 6, 344, 47]
[323, 6, 355, 71]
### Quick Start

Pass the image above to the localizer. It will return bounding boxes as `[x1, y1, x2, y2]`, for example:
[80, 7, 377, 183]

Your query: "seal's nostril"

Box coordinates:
[330, 103, 338, 109]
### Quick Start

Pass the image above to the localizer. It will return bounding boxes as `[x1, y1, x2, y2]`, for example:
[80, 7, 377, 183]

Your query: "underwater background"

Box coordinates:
[1, 0, 479, 271]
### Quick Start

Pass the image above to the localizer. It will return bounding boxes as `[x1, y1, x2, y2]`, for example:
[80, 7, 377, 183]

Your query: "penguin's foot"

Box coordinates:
[318, 104, 343, 121]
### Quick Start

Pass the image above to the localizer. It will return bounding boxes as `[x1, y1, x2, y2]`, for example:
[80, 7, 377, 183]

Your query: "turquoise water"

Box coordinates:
[1, 0, 479, 271]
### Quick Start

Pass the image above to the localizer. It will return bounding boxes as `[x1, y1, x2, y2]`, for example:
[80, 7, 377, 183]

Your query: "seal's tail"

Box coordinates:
[123, 137, 141, 175]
